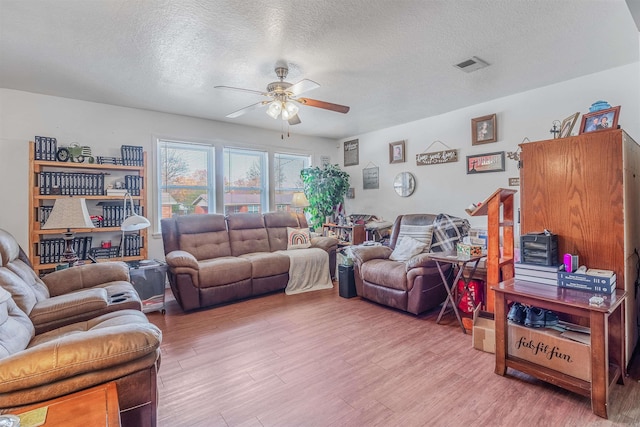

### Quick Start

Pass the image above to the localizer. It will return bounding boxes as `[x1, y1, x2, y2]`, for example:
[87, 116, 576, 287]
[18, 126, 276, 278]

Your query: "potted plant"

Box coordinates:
[300, 164, 350, 230]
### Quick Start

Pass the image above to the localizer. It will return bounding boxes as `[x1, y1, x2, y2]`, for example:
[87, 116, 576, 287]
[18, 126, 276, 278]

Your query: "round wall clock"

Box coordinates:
[393, 172, 416, 197]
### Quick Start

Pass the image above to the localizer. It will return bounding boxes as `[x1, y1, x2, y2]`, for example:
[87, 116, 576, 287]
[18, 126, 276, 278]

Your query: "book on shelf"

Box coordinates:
[557, 278, 616, 294]
[34, 136, 57, 161]
[514, 262, 563, 273]
[557, 271, 616, 286]
[514, 262, 562, 280]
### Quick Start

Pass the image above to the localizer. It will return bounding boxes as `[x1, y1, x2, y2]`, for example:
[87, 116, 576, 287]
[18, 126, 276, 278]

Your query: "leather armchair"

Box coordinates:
[0, 229, 141, 334]
[350, 214, 453, 315]
[0, 286, 161, 427]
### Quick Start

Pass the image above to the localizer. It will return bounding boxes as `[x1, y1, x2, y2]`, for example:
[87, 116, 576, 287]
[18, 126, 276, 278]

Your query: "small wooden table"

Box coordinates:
[429, 251, 483, 334]
[14, 382, 121, 426]
[493, 279, 626, 419]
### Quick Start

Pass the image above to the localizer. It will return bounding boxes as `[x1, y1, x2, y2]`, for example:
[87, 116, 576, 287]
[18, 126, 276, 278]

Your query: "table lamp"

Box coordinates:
[291, 192, 310, 213]
[42, 197, 95, 266]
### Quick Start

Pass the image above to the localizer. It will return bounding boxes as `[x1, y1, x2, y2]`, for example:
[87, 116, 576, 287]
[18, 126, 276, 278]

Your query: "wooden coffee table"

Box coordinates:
[14, 382, 120, 426]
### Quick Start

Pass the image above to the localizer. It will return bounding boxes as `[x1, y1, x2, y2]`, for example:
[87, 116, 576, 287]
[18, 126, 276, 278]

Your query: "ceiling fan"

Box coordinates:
[215, 66, 350, 126]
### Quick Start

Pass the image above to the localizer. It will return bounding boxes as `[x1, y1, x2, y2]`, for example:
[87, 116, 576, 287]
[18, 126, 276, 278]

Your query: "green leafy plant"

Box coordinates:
[300, 164, 350, 230]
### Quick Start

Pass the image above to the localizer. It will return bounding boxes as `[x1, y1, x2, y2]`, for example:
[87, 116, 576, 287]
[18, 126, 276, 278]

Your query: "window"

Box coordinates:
[223, 148, 268, 214]
[158, 140, 214, 219]
[274, 153, 311, 212]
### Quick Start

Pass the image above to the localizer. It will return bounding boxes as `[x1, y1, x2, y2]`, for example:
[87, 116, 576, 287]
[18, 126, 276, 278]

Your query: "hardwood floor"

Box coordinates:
[147, 284, 640, 427]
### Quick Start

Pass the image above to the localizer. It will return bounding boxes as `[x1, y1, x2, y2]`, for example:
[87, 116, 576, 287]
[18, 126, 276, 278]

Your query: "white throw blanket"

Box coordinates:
[276, 248, 333, 295]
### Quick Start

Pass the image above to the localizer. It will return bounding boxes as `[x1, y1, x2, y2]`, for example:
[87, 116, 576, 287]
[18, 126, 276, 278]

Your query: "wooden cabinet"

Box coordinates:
[28, 142, 148, 274]
[322, 223, 365, 246]
[519, 129, 640, 366]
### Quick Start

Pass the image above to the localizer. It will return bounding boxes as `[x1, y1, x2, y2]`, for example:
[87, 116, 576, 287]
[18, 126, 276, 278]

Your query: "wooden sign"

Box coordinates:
[344, 139, 359, 166]
[416, 149, 458, 166]
[362, 167, 379, 190]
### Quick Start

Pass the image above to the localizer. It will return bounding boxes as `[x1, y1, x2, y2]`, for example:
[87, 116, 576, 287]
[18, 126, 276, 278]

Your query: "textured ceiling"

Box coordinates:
[1, 0, 638, 139]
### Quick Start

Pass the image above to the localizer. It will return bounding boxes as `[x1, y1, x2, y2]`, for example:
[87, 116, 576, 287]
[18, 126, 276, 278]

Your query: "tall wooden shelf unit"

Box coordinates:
[519, 129, 640, 366]
[468, 188, 517, 313]
[28, 142, 148, 275]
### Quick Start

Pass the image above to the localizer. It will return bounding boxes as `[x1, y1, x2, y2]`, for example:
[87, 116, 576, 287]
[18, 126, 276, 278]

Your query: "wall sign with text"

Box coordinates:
[416, 149, 458, 166]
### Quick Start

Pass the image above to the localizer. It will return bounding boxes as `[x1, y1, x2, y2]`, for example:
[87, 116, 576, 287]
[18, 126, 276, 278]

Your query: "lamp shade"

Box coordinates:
[121, 193, 150, 232]
[291, 192, 310, 208]
[42, 197, 95, 230]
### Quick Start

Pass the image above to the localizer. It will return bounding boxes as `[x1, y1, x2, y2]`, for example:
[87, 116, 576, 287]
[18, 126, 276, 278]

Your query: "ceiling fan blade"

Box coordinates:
[288, 79, 320, 96]
[288, 115, 301, 125]
[214, 85, 268, 97]
[226, 101, 269, 118]
[297, 98, 350, 114]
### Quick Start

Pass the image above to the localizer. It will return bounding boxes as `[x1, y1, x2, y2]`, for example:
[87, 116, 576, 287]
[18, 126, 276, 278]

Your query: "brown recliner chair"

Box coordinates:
[350, 214, 469, 315]
[0, 286, 161, 427]
[0, 229, 141, 334]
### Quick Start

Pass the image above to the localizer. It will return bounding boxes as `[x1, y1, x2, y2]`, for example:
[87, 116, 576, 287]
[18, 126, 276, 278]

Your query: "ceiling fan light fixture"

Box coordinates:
[281, 101, 299, 120]
[266, 101, 282, 119]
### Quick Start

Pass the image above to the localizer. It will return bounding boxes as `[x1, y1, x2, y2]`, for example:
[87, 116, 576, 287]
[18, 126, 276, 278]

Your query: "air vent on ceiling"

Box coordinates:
[454, 56, 489, 73]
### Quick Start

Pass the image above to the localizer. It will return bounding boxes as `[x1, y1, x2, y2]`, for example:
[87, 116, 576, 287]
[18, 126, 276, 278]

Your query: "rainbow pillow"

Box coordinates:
[287, 227, 312, 250]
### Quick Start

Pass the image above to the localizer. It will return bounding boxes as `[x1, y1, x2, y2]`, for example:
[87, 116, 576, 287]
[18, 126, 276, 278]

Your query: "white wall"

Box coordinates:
[0, 89, 337, 258]
[339, 63, 640, 239]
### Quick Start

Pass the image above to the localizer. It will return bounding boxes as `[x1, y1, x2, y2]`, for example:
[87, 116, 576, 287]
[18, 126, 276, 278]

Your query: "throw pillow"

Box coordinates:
[395, 224, 434, 254]
[389, 236, 428, 262]
[287, 227, 312, 250]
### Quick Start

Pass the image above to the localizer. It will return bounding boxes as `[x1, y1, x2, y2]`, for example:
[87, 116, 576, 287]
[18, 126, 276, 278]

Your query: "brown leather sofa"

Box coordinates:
[161, 212, 338, 311]
[350, 214, 470, 315]
[0, 229, 141, 334]
[0, 286, 162, 427]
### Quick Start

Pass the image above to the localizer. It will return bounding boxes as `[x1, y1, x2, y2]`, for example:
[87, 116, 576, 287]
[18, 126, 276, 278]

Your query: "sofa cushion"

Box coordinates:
[287, 227, 312, 250]
[389, 236, 428, 262]
[198, 257, 252, 288]
[239, 252, 290, 278]
[395, 224, 434, 253]
[0, 267, 49, 316]
[227, 213, 271, 256]
[176, 214, 231, 260]
[361, 259, 408, 291]
[1, 310, 161, 393]
[0, 288, 34, 359]
[264, 212, 301, 251]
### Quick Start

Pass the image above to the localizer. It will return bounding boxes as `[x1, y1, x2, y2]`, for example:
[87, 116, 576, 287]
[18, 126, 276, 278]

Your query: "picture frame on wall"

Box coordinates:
[559, 112, 580, 138]
[344, 139, 359, 166]
[471, 114, 497, 145]
[466, 151, 505, 174]
[389, 140, 405, 164]
[579, 106, 620, 134]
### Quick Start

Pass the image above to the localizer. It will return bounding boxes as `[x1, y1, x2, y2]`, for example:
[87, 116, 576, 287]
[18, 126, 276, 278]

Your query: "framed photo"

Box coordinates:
[344, 139, 359, 166]
[466, 151, 505, 174]
[389, 140, 405, 164]
[579, 106, 620, 134]
[560, 112, 580, 138]
[471, 114, 497, 145]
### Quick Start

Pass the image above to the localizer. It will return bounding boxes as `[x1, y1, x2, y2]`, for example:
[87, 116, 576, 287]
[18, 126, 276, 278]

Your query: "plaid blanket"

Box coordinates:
[430, 213, 471, 252]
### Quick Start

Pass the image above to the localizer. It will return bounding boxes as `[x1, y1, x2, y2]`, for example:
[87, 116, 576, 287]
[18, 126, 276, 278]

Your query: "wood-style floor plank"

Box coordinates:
[148, 284, 640, 426]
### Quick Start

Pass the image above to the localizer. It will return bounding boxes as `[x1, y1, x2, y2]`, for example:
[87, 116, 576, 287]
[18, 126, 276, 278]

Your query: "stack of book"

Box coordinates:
[557, 269, 616, 294]
[514, 262, 562, 285]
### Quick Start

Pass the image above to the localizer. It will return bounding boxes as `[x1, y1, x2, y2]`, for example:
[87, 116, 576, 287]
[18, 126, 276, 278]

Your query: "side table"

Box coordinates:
[13, 382, 120, 426]
[127, 260, 168, 314]
[493, 279, 626, 419]
[428, 251, 483, 334]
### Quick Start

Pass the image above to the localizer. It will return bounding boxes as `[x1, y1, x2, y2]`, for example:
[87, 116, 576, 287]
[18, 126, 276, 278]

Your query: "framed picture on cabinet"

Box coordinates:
[579, 106, 620, 134]
[560, 112, 580, 138]
[466, 151, 505, 174]
[471, 114, 497, 145]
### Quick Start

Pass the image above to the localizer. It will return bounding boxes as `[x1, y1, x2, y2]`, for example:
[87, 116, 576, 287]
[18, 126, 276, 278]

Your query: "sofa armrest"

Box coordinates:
[29, 288, 109, 327]
[0, 311, 161, 393]
[310, 236, 338, 252]
[42, 262, 130, 297]
[405, 253, 439, 270]
[165, 250, 200, 270]
[350, 245, 392, 265]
